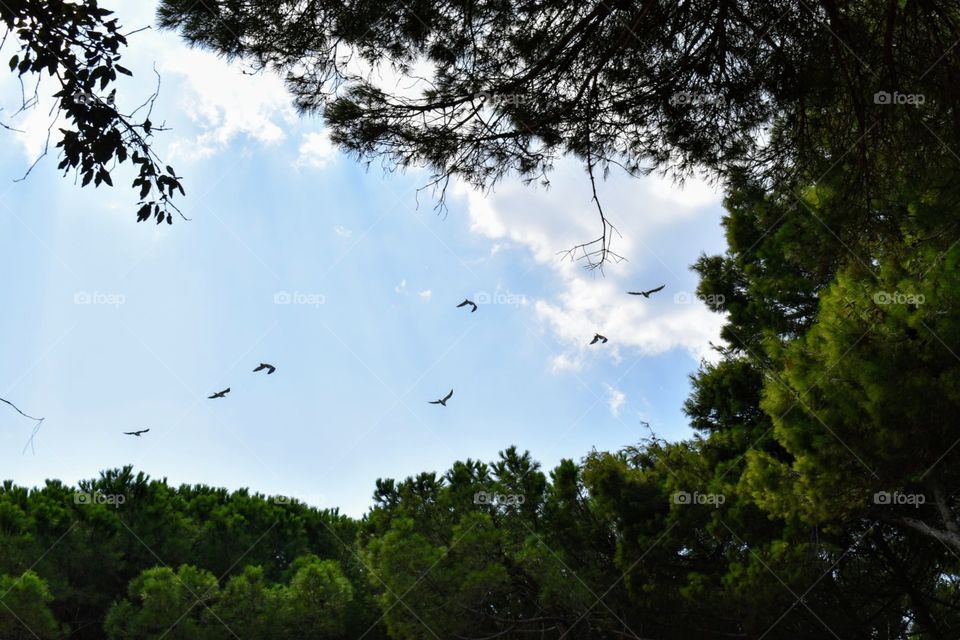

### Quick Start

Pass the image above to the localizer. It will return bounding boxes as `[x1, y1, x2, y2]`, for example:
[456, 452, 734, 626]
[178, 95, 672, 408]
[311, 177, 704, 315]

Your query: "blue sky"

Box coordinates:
[0, 3, 728, 516]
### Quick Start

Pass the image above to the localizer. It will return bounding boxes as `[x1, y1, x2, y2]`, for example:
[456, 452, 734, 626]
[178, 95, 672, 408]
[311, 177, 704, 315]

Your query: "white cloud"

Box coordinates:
[418, 289, 433, 301]
[295, 130, 337, 169]
[605, 384, 626, 417]
[455, 157, 727, 369]
[0, 35, 66, 162]
[550, 352, 585, 373]
[394, 279, 407, 294]
[334, 225, 353, 239]
[0, 100, 66, 162]
[0, 14, 298, 167]
[347, 54, 437, 101]
[158, 47, 297, 162]
[645, 171, 722, 209]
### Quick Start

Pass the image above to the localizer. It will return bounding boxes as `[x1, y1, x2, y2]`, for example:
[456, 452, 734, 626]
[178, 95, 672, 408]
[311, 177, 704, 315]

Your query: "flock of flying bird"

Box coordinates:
[426, 283, 666, 409]
[587, 284, 666, 346]
[121, 362, 276, 437]
[121, 285, 666, 435]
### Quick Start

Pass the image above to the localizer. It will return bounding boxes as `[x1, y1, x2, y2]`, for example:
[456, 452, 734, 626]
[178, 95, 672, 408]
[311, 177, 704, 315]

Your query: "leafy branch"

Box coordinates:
[2, 0, 184, 224]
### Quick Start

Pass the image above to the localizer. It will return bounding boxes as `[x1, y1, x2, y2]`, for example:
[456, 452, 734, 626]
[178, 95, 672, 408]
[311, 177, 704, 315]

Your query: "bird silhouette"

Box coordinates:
[208, 388, 230, 399]
[123, 428, 150, 437]
[590, 334, 608, 345]
[456, 299, 478, 313]
[627, 284, 665, 298]
[429, 389, 454, 406]
[253, 363, 276, 374]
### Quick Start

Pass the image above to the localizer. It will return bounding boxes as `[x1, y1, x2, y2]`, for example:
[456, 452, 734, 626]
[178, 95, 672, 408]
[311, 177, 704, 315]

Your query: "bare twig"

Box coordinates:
[13, 116, 55, 182]
[557, 84, 627, 274]
[557, 139, 627, 274]
[0, 396, 45, 455]
[121, 25, 152, 38]
[0, 120, 24, 133]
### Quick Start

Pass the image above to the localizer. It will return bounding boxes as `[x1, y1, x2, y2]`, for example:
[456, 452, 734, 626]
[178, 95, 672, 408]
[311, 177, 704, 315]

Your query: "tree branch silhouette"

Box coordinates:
[0, 396, 44, 455]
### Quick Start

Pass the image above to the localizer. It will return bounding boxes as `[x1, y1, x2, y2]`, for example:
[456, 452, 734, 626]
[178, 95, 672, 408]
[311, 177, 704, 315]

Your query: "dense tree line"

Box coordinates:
[2, 428, 959, 637]
[3, 0, 960, 637]
[0, 468, 385, 639]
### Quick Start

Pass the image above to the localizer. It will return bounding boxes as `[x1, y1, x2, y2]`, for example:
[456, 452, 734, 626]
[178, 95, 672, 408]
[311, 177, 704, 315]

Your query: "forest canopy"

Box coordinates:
[2, 0, 960, 638]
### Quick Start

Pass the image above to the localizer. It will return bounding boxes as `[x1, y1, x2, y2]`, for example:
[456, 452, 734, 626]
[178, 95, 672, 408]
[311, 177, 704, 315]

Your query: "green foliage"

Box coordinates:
[104, 565, 220, 639]
[104, 558, 355, 640]
[0, 468, 380, 640]
[0, 571, 63, 639]
[279, 556, 354, 638]
[676, 63, 960, 637]
[360, 447, 635, 639]
[206, 566, 280, 640]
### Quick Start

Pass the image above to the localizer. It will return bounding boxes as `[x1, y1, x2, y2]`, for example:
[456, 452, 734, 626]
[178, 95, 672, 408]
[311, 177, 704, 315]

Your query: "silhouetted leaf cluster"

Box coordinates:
[2, 0, 183, 223]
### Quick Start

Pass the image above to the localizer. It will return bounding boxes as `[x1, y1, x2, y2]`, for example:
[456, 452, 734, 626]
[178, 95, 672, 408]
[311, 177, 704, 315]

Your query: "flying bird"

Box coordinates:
[208, 388, 230, 399]
[123, 429, 150, 437]
[456, 299, 478, 313]
[253, 363, 276, 374]
[429, 389, 454, 406]
[627, 285, 666, 298]
[590, 334, 608, 345]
